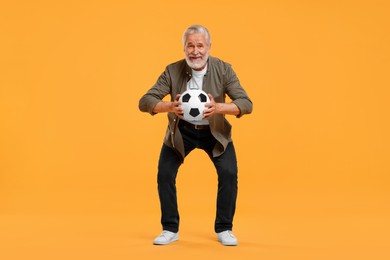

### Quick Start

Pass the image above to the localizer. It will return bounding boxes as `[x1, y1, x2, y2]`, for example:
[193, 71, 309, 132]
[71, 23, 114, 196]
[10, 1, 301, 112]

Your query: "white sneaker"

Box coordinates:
[153, 230, 179, 245]
[217, 230, 238, 246]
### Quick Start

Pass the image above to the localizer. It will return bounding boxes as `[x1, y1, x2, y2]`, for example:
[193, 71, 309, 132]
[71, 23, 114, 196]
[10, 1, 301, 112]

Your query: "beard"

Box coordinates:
[185, 53, 209, 70]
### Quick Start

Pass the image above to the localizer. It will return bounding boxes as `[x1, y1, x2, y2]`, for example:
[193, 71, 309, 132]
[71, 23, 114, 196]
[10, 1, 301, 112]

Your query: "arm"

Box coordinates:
[224, 65, 253, 118]
[203, 64, 252, 119]
[203, 94, 240, 119]
[215, 102, 240, 116]
[139, 67, 177, 115]
[152, 95, 184, 118]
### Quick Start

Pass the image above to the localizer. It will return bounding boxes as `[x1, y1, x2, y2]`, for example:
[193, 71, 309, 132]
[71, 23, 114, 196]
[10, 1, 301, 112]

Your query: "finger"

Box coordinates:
[175, 109, 184, 117]
[175, 94, 181, 101]
[202, 108, 212, 118]
[203, 107, 211, 113]
[203, 112, 211, 119]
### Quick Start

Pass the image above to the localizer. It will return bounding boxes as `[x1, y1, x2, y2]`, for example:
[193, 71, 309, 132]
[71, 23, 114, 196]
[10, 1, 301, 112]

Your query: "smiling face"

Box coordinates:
[184, 33, 210, 71]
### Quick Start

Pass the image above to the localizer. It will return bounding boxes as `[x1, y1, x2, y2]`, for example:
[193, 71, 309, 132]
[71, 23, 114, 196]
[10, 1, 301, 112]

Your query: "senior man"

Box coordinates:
[139, 24, 252, 246]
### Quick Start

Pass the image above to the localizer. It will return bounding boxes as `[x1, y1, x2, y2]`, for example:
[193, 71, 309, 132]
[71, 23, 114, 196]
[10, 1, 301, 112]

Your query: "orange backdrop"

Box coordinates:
[0, 0, 389, 259]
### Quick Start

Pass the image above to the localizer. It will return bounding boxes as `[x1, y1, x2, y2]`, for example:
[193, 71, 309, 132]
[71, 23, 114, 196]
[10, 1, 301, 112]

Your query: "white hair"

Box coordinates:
[182, 25, 211, 46]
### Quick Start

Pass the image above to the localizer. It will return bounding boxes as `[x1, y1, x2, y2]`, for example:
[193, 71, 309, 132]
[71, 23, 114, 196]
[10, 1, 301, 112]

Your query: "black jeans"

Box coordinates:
[157, 120, 238, 233]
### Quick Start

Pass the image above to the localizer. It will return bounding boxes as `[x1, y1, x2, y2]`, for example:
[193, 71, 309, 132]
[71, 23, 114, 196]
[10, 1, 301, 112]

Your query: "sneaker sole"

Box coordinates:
[221, 241, 238, 246]
[218, 238, 238, 246]
[153, 237, 179, 245]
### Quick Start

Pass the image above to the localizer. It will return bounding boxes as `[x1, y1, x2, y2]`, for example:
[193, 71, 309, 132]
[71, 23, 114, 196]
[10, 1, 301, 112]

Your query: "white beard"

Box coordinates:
[185, 53, 209, 70]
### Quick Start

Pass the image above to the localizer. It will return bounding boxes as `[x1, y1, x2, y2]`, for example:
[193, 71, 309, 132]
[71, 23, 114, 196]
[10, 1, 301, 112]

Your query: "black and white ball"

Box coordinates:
[179, 89, 210, 122]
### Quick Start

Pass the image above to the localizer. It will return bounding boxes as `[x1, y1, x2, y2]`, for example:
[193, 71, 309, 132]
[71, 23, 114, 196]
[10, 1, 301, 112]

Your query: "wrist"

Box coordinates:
[168, 101, 175, 112]
[215, 103, 222, 114]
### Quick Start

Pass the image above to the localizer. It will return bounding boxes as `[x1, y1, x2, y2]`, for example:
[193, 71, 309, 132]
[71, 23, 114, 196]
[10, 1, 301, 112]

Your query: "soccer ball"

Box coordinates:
[178, 89, 210, 122]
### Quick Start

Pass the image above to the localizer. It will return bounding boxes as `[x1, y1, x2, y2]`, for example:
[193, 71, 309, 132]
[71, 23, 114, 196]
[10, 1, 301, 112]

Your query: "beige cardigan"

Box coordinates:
[139, 56, 253, 162]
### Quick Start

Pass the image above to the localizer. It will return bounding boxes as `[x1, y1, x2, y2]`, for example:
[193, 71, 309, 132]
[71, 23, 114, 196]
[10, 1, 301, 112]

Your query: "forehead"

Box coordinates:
[185, 33, 208, 45]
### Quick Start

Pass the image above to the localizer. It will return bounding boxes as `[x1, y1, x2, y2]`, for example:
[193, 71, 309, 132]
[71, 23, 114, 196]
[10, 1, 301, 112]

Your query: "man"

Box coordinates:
[139, 25, 252, 246]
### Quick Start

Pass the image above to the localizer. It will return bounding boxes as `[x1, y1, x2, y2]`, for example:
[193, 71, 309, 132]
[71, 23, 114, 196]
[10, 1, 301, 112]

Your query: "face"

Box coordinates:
[184, 33, 210, 71]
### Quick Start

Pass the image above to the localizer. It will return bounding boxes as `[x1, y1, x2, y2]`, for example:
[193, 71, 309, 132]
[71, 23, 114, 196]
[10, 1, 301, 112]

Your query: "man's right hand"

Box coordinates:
[152, 94, 183, 118]
[171, 94, 183, 118]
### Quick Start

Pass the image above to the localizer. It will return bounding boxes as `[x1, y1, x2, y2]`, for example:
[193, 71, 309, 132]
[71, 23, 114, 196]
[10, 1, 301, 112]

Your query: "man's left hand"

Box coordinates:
[203, 93, 219, 119]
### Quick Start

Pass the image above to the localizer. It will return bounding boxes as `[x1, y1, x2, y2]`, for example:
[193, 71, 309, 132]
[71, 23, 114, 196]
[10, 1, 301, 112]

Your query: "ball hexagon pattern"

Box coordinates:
[178, 89, 210, 122]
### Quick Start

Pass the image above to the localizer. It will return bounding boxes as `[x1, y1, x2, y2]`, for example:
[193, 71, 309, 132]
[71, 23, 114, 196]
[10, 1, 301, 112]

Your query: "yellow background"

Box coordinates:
[1, 0, 389, 259]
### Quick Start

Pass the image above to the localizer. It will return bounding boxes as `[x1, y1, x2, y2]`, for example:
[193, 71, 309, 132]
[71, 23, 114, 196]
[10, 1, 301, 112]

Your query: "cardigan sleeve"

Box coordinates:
[223, 65, 253, 118]
[139, 67, 172, 115]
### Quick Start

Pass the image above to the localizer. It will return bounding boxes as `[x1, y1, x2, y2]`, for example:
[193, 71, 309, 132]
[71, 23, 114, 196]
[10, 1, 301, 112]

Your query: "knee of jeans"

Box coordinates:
[218, 165, 238, 181]
[157, 168, 177, 183]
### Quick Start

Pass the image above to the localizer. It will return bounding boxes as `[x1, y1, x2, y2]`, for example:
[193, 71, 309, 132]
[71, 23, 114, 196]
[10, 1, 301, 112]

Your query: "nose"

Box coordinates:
[192, 46, 199, 54]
